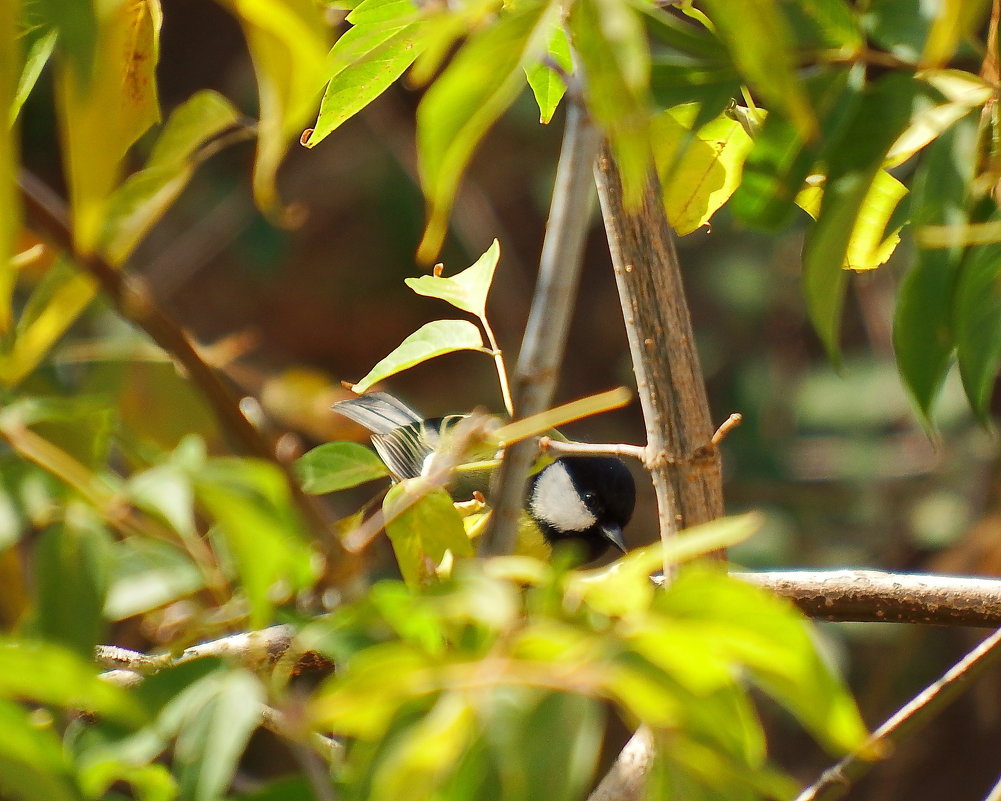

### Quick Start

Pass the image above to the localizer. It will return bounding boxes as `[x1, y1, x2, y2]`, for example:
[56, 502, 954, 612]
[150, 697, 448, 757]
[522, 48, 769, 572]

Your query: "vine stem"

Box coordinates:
[480, 99, 601, 556]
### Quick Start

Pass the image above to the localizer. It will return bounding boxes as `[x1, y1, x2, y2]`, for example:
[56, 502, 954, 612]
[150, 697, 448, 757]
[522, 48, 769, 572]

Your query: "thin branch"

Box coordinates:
[539, 436, 648, 462]
[482, 99, 601, 555]
[587, 726, 655, 801]
[795, 625, 1001, 801]
[17, 170, 339, 554]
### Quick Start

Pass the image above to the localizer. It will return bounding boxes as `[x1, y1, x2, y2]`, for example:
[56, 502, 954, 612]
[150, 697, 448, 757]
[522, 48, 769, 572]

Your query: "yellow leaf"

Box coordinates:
[54, 0, 163, 255]
[219, 0, 329, 217]
[652, 106, 754, 236]
[0, 0, 20, 335]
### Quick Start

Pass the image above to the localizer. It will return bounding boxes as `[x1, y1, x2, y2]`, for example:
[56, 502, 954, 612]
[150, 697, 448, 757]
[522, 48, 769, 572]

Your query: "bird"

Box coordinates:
[332, 391, 635, 563]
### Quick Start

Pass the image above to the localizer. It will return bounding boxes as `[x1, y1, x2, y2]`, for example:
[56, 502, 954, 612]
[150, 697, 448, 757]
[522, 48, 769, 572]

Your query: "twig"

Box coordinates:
[587, 726, 655, 801]
[482, 98, 601, 555]
[539, 436, 647, 461]
[795, 625, 1001, 801]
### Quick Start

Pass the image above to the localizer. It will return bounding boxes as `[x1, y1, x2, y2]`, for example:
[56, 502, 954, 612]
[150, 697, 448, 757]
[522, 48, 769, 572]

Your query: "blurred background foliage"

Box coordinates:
[4, 0, 1001, 799]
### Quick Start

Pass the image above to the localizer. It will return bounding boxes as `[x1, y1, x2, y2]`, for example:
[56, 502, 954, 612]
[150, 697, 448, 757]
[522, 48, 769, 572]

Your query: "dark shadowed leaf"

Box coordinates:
[803, 72, 919, 362]
[954, 241, 1001, 420]
[894, 114, 977, 424]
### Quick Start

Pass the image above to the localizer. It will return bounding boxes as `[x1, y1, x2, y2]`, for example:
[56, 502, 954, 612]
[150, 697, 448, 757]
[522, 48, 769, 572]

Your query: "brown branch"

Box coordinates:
[795, 625, 1001, 801]
[17, 170, 338, 552]
[738, 570, 1001, 627]
[592, 148, 724, 562]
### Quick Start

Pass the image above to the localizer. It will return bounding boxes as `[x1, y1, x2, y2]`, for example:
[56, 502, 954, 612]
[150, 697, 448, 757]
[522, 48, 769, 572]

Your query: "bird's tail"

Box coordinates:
[332, 391, 423, 434]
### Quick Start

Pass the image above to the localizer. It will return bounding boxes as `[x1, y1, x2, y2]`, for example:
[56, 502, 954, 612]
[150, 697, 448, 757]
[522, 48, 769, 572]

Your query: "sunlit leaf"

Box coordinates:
[351, 319, 486, 393]
[304, 0, 425, 146]
[803, 72, 919, 363]
[101, 90, 242, 264]
[127, 461, 198, 540]
[797, 169, 908, 270]
[194, 458, 316, 627]
[0, 0, 20, 336]
[405, 238, 499, 318]
[173, 670, 264, 801]
[33, 511, 111, 657]
[0, 698, 83, 801]
[700, 0, 815, 139]
[105, 538, 205, 620]
[571, 0, 651, 206]
[417, 3, 554, 261]
[11, 29, 57, 123]
[525, 23, 572, 125]
[295, 441, 391, 493]
[384, 481, 473, 588]
[894, 114, 976, 424]
[651, 105, 754, 235]
[78, 760, 176, 801]
[0, 256, 97, 388]
[954, 241, 1001, 420]
[54, 0, 162, 254]
[885, 69, 993, 167]
[370, 692, 475, 801]
[732, 66, 861, 230]
[921, 0, 990, 67]
[220, 0, 328, 215]
[0, 639, 144, 723]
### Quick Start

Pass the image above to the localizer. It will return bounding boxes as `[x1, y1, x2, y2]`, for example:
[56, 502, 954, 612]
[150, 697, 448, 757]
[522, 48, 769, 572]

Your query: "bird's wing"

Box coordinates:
[333, 392, 423, 434]
[371, 425, 432, 480]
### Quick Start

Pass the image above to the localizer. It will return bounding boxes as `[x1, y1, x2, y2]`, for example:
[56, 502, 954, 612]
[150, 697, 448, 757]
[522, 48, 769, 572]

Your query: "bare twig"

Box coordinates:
[587, 726, 655, 801]
[539, 436, 648, 462]
[482, 99, 601, 555]
[795, 626, 1001, 801]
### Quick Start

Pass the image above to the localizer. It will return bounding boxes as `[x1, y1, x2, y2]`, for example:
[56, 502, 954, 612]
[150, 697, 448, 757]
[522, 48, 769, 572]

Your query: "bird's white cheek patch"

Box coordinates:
[530, 462, 597, 532]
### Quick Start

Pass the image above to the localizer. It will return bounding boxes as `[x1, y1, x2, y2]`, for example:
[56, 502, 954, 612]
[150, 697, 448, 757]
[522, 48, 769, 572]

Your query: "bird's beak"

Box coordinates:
[602, 524, 628, 555]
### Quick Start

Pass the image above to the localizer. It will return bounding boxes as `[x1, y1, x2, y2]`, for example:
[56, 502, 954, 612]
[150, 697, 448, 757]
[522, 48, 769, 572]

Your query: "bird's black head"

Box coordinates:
[527, 456, 636, 563]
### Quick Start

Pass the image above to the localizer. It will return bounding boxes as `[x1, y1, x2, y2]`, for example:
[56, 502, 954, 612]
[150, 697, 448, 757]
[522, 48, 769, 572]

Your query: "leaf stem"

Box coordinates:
[480, 313, 515, 417]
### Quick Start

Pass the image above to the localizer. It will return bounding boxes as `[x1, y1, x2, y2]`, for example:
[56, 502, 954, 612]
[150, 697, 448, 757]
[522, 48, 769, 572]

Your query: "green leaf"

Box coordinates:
[0, 0, 21, 337]
[954, 241, 1001, 420]
[405, 238, 499, 317]
[54, 0, 162, 254]
[127, 462, 198, 541]
[351, 319, 486, 393]
[370, 692, 476, 801]
[525, 23, 572, 125]
[101, 90, 242, 264]
[700, 0, 816, 139]
[417, 3, 553, 261]
[384, 481, 473, 588]
[11, 29, 57, 123]
[797, 169, 909, 270]
[220, 0, 328, 216]
[0, 639, 144, 724]
[0, 256, 97, 388]
[0, 697, 83, 801]
[34, 511, 111, 657]
[780, 0, 863, 51]
[78, 760, 176, 801]
[894, 114, 977, 423]
[194, 459, 316, 627]
[295, 441, 391, 493]
[731, 66, 862, 230]
[174, 670, 265, 801]
[571, 0, 651, 206]
[105, 538, 206, 620]
[34, 0, 97, 80]
[802, 72, 919, 363]
[304, 0, 425, 146]
[921, 0, 990, 67]
[651, 106, 754, 235]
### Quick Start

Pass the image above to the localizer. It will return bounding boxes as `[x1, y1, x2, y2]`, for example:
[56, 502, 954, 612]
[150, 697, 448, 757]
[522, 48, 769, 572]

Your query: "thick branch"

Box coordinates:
[483, 100, 601, 555]
[739, 570, 1001, 627]
[593, 148, 724, 551]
